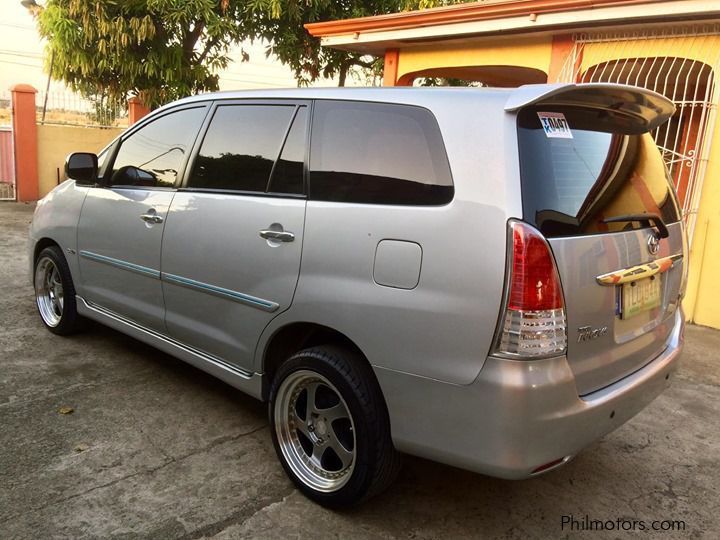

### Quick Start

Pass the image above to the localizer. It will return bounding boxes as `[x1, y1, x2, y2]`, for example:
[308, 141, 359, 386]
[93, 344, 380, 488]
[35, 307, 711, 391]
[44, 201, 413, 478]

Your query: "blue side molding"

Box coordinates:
[79, 250, 278, 312]
[79, 250, 160, 279]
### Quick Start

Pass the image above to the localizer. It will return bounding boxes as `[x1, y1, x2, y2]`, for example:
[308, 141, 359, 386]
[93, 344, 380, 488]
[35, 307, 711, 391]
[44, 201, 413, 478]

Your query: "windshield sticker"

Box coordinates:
[537, 112, 573, 139]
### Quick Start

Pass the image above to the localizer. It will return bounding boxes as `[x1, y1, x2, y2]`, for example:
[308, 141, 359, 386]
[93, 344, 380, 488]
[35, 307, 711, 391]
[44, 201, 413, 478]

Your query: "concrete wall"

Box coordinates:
[396, 34, 553, 82]
[36, 124, 124, 197]
[684, 117, 720, 328]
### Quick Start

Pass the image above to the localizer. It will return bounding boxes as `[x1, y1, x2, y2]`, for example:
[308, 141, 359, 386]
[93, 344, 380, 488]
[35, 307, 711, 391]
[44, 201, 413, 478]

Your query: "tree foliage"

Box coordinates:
[250, 0, 468, 87]
[37, 0, 256, 107]
[36, 0, 472, 107]
[248, 1, 392, 87]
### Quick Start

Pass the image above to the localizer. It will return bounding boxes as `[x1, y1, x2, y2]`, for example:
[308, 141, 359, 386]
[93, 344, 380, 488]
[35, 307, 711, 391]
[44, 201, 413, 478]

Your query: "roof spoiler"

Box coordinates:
[505, 83, 675, 132]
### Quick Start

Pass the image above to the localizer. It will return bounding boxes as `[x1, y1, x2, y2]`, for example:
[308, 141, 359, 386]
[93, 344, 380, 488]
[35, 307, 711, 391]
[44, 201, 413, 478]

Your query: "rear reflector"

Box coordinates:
[494, 221, 567, 358]
[531, 456, 570, 475]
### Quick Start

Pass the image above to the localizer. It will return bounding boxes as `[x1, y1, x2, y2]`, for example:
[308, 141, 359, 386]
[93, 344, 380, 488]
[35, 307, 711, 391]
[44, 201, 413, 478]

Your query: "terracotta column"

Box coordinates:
[128, 96, 150, 125]
[383, 49, 400, 86]
[548, 34, 581, 83]
[10, 84, 39, 202]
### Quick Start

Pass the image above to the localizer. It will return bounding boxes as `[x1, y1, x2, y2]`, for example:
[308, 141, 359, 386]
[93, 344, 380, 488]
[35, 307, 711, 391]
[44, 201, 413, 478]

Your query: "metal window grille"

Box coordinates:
[555, 25, 720, 244]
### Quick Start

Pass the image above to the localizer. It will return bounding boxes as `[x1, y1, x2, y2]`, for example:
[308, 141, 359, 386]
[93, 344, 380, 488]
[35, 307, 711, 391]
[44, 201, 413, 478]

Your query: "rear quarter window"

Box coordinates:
[309, 100, 453, 205]
[517, 107, 681, 237]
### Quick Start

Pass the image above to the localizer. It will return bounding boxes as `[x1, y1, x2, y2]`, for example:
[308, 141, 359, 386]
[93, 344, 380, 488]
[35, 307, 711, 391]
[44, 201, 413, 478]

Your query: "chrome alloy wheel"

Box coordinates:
[274, 370, 356, 492]
[35, 256, 64, 327]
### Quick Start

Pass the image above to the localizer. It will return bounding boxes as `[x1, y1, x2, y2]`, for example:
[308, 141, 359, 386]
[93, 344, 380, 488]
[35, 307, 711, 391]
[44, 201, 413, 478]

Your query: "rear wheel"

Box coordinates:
[34, 246, 84, 335]
[269, 346, 400, 507]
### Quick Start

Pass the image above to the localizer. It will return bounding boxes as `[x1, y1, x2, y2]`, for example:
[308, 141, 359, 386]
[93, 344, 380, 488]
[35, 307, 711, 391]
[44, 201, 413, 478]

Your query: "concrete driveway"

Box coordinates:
[1, 201, 718, 539]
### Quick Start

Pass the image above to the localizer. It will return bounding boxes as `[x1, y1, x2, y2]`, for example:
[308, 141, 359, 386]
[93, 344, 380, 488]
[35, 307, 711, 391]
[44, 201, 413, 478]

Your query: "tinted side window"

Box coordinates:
[189, 105, 296, 192]
[110, 107, 206, 188]
[309, 101, 453, 205]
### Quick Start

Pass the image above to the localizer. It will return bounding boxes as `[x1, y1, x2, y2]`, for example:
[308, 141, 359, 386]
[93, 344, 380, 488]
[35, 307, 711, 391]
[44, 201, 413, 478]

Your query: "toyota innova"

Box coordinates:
[29, 83, 686, 507]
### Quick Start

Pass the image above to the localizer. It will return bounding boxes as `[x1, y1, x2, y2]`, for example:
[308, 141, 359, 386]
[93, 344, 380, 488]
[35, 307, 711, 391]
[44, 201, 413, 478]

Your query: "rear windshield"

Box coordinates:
[517, 107, 681, 238]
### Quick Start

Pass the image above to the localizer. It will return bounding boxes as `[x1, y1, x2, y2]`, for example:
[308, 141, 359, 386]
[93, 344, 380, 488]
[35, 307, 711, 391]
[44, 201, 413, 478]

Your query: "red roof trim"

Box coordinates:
[305, 0, 671, 37]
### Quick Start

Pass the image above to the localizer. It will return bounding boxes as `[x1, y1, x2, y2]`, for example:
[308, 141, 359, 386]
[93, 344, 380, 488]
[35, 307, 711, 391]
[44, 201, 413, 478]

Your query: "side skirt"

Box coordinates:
[76, 296, 264, 400]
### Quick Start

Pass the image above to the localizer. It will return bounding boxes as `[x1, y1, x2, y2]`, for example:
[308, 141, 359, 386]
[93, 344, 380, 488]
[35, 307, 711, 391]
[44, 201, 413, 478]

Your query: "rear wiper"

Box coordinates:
[602, 213, 669, 238]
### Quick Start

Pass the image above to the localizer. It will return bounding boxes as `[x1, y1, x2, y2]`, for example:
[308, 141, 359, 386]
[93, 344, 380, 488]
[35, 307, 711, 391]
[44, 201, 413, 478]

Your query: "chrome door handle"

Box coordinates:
[259, 229, 295, 242]
[140, 213, 163, 224]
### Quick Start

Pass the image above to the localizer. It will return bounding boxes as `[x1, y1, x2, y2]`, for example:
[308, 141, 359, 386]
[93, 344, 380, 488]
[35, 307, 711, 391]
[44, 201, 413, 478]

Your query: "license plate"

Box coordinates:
[621, 276, 661, 319]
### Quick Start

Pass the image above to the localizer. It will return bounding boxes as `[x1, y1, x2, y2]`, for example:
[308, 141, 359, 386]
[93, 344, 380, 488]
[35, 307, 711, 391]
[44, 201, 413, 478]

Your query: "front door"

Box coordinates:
[77, 105, 208, 332]
[161, 102, 309, 371]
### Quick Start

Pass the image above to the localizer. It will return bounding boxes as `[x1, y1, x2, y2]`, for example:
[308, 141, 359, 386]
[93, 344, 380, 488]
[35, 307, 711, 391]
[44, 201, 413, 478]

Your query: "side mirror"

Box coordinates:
[65, 152, 98, 185]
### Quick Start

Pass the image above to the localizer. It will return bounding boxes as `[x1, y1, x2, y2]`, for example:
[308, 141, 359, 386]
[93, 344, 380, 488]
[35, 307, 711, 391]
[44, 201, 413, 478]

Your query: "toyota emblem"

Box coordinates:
[647, 232, 660, 255]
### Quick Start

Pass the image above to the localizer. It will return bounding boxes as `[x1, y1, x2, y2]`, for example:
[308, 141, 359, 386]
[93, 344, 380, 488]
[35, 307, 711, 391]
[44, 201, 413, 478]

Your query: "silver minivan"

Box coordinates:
[29, 83, 686, 507]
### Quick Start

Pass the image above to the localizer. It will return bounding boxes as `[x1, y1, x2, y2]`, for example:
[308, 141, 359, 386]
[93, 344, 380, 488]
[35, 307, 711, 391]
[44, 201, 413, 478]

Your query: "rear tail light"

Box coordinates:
[493, 220, 567, 358]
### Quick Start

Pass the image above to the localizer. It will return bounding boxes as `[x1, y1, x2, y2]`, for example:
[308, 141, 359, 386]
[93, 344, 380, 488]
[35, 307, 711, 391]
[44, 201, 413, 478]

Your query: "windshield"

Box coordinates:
[517, 107, 681, 238]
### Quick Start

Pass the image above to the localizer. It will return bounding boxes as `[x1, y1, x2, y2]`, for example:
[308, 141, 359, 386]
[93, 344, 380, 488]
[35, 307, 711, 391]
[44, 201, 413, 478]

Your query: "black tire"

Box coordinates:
[33, 246, 84, 335]
[269, 345, 401, 508]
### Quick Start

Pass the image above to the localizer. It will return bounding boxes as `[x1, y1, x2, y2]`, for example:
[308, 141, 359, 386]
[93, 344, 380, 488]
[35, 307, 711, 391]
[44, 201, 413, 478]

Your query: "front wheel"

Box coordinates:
[34, 246, 84, 335]
[269, 346, 400, 507]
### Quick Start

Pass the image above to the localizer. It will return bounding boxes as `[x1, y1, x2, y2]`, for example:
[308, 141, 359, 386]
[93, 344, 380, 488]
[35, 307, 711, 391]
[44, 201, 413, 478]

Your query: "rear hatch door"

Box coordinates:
[511, 84, 686, 395]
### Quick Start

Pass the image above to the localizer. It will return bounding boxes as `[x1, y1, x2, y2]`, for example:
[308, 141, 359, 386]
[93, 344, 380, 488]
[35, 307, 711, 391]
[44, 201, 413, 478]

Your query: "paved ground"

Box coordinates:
[1, 201, 719, 539]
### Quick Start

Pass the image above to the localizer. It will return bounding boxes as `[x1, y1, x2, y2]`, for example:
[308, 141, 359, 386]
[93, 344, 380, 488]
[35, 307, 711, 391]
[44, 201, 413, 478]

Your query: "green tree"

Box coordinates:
[37, 0, 257, 107]
[37, 0, 472, 107]
[251, 0, 469, 87]
[250, 1, 392, 87]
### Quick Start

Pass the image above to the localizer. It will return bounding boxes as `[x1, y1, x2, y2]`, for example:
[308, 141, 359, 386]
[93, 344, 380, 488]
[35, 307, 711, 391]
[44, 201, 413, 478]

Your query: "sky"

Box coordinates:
[0, 2, 346, 101]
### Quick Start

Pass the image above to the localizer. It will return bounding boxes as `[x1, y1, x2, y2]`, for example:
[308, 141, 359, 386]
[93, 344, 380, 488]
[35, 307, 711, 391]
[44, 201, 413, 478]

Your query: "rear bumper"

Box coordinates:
[376, 307, 684, 479]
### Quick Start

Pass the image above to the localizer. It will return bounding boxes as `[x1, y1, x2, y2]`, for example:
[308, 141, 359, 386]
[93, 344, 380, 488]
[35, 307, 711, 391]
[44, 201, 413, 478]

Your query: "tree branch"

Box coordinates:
[196, 36, 221, 65]
[183, 20, 206, 59]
